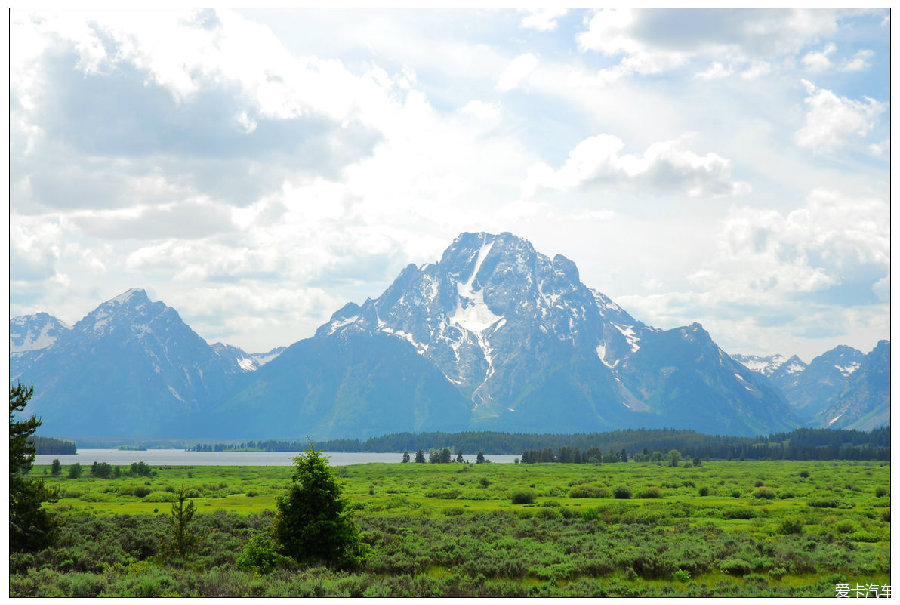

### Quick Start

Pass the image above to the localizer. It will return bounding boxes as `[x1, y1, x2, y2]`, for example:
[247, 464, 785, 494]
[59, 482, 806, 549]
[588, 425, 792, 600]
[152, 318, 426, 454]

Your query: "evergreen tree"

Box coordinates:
[476, 451, 486, 464]
[401, 451, 410, 463]
[50, 459, 61, 476]
[273, 443, 369, 569]
[414, 449, 425, 463]
[165, 486, 199, 564]
[10, 384, 57, 552]
[455, 450, 464, 463]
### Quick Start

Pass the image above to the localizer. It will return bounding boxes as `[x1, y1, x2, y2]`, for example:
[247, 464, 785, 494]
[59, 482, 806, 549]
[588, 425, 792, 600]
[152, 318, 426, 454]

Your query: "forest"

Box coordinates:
[188, 426, 890, 461]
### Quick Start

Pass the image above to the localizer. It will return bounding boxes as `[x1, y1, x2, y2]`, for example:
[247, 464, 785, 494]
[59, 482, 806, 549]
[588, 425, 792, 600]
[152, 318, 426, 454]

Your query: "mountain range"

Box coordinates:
[9, 232, 889, 440]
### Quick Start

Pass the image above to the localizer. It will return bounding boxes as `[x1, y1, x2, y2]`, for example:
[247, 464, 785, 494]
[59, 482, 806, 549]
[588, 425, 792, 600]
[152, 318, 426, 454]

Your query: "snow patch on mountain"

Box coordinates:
[613, 323, 641, 352]
[834, 362, 860, 377]
[451, 241, 502, 333]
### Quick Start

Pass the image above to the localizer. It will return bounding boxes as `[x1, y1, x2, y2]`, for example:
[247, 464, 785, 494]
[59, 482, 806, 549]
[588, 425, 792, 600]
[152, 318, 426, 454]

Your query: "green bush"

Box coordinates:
[511, 492, 534, 505]
[638, 487, 662, 499]
[720, 557, 752, 576]
[569, 485, 608, 499]
[778, 516, 804, 535]
[808, 498, 840, 508]
[722, 508, 756, 519]
[613, 487, 632, 499]
[237, 534, 291, 575]
[752, 487, 775, 500]
[875, 487, 888, 498]
[698, 487, 709, 497]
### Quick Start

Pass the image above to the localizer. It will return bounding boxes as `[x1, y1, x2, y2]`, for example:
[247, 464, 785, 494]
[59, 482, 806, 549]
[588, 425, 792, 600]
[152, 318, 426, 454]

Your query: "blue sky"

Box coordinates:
[9, 9, 890, 361]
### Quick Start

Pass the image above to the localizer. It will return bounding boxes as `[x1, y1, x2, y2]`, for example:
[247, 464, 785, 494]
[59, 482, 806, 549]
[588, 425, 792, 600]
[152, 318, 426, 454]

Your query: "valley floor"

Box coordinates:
[10, 460, 890, 597]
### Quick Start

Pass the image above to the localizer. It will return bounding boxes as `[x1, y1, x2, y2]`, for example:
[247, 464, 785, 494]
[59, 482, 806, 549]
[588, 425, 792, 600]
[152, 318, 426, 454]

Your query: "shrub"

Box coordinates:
[769, 567, 788, 580]
[511, 492, 534, 505]
[569, 485, 608, 499]
[798, 470, 810, 478]
[698, 487, 709, 497]
[720, 557, 753, 576]
[752, 487, 775, 500]
[778, 516, 804, 535]
[674, 569, 691, 582]
[722, 508, 756, 519]
[613, 487, 632, 499]
[808, 498, 840, 508]
[638, 487, 662, 499]
[834, 520, 856, 534]
[730, 490, 741, 498]
[237, 534, 291, 575]
[875, 487, 888, 498]
[880, 509, 890, 522]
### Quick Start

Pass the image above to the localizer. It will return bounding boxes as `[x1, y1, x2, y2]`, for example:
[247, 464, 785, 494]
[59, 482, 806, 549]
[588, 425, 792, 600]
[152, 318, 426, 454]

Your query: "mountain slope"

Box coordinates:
[813, 341, 889, 430]
[12, 289, 246, 438]
[210, 331, 471, 439]
[307, 232, 797, 436]
[9, 313, 71, 380]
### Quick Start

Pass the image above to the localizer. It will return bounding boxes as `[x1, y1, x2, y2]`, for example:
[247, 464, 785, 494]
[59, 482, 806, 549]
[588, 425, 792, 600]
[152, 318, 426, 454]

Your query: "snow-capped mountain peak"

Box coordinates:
[10, 313, 70, 355]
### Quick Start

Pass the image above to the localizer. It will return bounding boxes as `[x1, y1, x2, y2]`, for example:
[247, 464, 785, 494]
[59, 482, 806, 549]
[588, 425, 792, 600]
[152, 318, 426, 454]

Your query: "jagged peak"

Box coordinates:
[106, 288, 151, 306]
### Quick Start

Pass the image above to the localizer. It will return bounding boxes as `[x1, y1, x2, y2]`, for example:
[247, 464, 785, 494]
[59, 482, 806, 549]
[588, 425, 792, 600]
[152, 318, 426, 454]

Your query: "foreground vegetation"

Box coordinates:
[11, 459, 890, 597]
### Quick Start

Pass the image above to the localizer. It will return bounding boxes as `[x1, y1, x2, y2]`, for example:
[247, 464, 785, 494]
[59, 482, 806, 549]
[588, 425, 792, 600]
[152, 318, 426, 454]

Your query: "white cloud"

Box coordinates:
[795, 80, 885, 153]
[519, 8, 568, 32]
[577, 8, 842, 80]
[801, 42, 836, 72]
[841, 48, 874, 72]
[526, 134, 750, 198]
[496, 53, 539, 92]
[708, 188, 888, 304]
[694, 62, 732, 81]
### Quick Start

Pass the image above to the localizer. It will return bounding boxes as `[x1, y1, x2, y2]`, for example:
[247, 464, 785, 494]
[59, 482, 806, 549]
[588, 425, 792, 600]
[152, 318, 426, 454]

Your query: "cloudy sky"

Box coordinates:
[9, 8, 891, 361]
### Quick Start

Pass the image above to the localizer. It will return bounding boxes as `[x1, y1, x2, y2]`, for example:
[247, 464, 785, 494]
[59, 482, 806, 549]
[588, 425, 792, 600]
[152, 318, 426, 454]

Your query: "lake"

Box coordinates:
[34, 449, 521, 467]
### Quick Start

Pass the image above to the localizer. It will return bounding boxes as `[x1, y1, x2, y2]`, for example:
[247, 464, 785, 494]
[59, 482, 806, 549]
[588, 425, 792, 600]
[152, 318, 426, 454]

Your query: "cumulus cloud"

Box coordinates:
[577, 8, 841, 79]
[802, 43, 836, 72]
[525, 134, 750, 198]
[841, 48, 874, 72]
[694, 62, 732, 81]
[519, 8, 568, 32]
[710, 189, 888, 304]
[496, 53, 539, 92]
[794, 80, 885, 153]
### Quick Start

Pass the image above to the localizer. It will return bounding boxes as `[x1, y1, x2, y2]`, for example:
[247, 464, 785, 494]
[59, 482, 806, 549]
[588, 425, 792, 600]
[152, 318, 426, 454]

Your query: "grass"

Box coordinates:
[17, 459, 890, 597]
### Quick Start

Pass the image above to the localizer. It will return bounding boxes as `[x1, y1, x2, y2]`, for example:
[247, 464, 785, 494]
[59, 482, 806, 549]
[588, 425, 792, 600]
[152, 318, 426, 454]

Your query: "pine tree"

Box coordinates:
[165, 487, 199, 563]
[10, 384, 57, 552]
[274, 443, 369, 569]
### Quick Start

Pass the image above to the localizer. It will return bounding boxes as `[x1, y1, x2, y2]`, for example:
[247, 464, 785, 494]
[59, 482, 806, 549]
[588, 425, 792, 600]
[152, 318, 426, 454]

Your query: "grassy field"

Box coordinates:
[12, 459, 891, 597]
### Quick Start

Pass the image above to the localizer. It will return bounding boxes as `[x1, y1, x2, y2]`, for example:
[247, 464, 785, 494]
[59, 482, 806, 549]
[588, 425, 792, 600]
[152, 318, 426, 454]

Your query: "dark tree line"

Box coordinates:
[188, 427, 889, 461]
[31, 436, 77, 455]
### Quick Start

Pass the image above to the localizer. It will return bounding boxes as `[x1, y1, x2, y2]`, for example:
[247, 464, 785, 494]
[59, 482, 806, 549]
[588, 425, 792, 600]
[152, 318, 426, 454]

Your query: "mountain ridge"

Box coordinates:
[9, 232, 889, 439]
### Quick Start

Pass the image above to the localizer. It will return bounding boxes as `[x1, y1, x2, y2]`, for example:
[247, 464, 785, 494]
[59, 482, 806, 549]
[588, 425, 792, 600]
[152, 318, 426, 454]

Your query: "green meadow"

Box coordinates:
[11, 459, 891, 597]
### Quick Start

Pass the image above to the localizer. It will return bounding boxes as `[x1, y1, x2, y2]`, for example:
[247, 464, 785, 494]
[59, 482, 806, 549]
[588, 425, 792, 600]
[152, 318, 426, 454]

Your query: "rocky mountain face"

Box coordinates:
[811, 341, 889, 431]
[237, 232, 797, 437]
[9, 233, 887, 440]
[9, 289, 258, 437]
[735, 345, 873, 425]
[9, 313, 71, 378]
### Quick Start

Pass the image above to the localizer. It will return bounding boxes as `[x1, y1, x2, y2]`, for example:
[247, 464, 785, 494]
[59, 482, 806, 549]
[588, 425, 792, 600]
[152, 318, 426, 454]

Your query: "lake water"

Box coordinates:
[34, 449, 521, 467]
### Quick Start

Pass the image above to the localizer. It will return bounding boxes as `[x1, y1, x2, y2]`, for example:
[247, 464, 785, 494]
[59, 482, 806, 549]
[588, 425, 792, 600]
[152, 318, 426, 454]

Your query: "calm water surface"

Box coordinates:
[34, 449, 520, 466]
